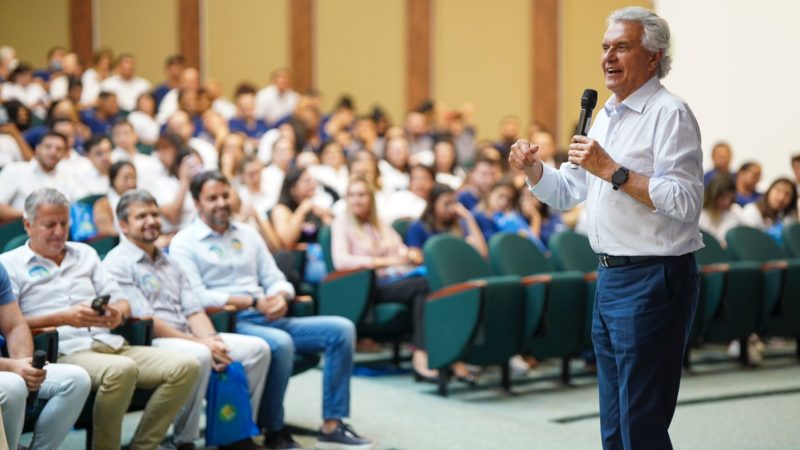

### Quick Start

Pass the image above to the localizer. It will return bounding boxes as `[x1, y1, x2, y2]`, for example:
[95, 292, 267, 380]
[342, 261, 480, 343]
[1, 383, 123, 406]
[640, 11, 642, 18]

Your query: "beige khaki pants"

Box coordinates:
[59, 343, 200, 450]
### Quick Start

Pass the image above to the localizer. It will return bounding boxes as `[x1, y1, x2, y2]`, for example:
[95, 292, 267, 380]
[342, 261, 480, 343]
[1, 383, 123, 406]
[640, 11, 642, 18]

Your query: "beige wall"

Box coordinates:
[205, 0, 289, 98]
[315, 0, 405, 125]
[434, 0, 531, 142]
[96, 0, 178, 84]
[0, 0, 69, 68]
[560, 0, 652, 147]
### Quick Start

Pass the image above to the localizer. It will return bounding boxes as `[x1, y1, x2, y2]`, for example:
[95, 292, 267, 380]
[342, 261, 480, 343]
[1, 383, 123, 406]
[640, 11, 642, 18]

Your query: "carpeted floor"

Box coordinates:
[29, 344, 800, 449]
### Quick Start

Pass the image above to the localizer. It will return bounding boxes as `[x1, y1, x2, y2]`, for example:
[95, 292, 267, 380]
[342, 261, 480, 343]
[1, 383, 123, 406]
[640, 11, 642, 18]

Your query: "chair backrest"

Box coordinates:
[0, 219, 25, 251]
[548, 230, 597, 272]
[782, 222, 800, 258]
[89, 236, 119, 260]
[696, 230, 731, 266]
[3, 234, 27, 253]
[725, 226, 783, 262]
[317, 225, 335, 272]
[391, 218, 412, 241]
[423, 234, 490, 291]
[488, 232, 554, 276]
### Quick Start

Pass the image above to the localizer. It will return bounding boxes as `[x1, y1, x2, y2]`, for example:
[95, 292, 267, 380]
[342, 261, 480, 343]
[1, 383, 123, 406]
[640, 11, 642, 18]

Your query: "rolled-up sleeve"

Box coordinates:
[648, 106, 704, 223]
[529, 162, 589, 211]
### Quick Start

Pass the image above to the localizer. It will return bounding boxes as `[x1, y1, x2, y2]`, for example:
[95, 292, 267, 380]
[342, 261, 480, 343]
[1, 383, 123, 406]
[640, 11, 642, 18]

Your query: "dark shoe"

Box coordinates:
[317, 422, 374, 450]
[263, 428, 301, 450]
[455, 373, 478, 386]
[412, 368, 438, 384]
[176, 443, 196, 450]
[219, 438, 265, 450]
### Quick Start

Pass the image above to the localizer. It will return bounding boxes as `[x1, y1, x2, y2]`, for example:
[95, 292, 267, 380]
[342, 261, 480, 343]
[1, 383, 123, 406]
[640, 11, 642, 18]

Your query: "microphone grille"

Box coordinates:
[581, 89, 598, 109]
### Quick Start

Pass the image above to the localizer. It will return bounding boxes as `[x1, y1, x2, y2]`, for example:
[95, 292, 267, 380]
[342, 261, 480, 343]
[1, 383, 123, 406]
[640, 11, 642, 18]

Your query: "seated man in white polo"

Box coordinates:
[103, 189, 271, 450]
[0, 188, 200, 450]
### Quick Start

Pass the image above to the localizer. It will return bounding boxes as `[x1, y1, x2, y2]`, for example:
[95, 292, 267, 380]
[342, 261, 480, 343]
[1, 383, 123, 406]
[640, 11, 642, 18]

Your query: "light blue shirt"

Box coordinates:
[530, 77, 704, 256]
[169, 219, 295, 307]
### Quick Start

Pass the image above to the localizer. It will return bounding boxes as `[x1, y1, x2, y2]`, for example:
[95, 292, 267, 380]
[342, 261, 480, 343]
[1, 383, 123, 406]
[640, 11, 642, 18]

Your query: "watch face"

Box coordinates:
[612, 167, 628, 187]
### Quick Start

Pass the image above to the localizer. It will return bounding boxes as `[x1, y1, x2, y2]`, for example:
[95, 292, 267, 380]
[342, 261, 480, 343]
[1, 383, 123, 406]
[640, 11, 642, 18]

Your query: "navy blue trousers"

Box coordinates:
[593, 254, 699, 450]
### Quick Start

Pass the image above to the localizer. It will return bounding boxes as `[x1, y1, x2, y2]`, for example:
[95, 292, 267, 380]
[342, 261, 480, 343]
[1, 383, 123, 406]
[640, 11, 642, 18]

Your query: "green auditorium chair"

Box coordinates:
[3, 233, 27, 253]
[548, 230, 600, 356]
[489, 232, 587, 383]
[316, 226, 411, 365]
[423, 234, 524, 396]
[782, 222, 800, 257]
[693, 231, 762, 366]
[726, 226, 800, 360]
[0, 218, 25, 251]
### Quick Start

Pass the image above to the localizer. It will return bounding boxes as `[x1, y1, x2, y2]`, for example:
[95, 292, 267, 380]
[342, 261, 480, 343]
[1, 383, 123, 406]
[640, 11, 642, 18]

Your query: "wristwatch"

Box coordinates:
[251, 296, 259, 309]
[611, 166, 629, 191]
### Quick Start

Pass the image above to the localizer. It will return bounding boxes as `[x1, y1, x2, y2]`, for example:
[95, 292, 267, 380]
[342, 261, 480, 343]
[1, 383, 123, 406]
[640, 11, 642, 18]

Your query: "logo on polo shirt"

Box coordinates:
[208, 244, 224, 258]
[141, 274, 161, 294]
[27, 265, 50, 279]
[231, 238, 244, 253]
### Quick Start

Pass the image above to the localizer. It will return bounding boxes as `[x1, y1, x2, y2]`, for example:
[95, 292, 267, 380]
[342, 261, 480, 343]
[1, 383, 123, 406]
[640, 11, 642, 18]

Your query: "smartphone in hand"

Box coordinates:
[90, 295, 111, 315]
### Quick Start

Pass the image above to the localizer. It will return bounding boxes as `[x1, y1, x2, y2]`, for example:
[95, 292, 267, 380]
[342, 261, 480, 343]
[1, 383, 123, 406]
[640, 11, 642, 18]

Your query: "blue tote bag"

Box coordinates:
[205, 362, 259, 446]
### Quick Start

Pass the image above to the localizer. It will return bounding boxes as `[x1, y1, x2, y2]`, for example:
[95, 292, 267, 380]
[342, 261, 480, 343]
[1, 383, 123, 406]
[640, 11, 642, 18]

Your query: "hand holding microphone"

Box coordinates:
[570, 89, 598, 169]
[26, 350, 48, 409]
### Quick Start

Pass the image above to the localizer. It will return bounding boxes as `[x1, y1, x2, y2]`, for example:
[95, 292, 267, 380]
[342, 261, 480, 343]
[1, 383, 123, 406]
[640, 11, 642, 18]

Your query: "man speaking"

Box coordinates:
[510, 7, 702, 450]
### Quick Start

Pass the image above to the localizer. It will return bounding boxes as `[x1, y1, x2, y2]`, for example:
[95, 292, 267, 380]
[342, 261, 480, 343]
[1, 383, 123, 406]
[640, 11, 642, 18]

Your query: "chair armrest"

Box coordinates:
[30, 327, 59, 363]
[292, 295, 313, 303]
[522, 274, 552, 286]
[762, 260, 788, 271]
[583, 272, 598, 282]
[206, 306, 237, 333]
[113, 317, 154, 345]
[701, 263, 730, 274]
[30, 327, 57, 336]
[427, 280, 487, 302]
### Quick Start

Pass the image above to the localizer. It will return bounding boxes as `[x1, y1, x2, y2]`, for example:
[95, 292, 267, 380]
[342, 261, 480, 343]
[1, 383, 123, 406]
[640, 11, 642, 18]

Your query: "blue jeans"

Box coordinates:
[592, 254, 699, 450]
[235, 311, 356, 432]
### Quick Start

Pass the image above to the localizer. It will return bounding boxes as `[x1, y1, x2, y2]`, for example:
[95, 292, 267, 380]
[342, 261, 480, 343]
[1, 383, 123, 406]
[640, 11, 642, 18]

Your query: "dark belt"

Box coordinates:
[597, 254, 661, 268]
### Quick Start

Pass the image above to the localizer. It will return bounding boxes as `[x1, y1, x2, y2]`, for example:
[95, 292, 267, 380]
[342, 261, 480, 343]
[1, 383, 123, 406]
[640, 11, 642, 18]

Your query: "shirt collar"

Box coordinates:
[22, 241, 76, 265]
[118, 238, 164, 264]
[604, 76, 662, 115]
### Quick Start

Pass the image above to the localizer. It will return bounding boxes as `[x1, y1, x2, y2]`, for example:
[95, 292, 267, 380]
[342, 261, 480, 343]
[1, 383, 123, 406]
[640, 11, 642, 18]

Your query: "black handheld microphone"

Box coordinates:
[570, 89, 599, 169]
[27, 350, 47, 408]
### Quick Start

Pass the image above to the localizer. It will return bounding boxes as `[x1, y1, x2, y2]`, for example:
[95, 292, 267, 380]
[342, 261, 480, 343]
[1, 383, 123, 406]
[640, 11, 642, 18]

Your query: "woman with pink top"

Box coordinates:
[330, 175, 438, 380]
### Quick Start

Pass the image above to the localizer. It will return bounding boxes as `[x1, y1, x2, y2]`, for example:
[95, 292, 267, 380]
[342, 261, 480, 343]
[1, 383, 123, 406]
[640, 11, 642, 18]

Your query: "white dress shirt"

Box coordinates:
[0, 159, 74, 210]
[0, 242, 127, 355]
[169, 219, 296, 308]
[100, 75, 151, 112]
[103, 239, 204, 332]
[255, 85, 299, 124]
[529, 77, 704, 256]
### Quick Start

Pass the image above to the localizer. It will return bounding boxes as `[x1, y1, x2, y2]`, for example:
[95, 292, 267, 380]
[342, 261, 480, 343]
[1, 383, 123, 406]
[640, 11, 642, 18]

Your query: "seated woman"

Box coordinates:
[235, 155, 283, 252]
[271, 166, 334, 249]
[406, 183, 488, 259]
[738, 177, 798, 244]
[699, 174, 743, 245]
[331, 175, 436, 378]
[519, 189, 567, 250]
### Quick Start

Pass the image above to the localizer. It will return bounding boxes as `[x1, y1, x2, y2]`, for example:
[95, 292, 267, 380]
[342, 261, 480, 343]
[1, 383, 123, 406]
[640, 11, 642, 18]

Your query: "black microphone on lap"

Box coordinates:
[570, 88, 598, 169]
[27, 349, 47, 409]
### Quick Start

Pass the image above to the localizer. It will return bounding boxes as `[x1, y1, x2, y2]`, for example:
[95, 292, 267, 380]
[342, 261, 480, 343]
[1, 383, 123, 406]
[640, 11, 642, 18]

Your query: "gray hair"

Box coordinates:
[23, 188, 70, 222]
[116, 189, 159, 222]
[608, 7, 672, 79]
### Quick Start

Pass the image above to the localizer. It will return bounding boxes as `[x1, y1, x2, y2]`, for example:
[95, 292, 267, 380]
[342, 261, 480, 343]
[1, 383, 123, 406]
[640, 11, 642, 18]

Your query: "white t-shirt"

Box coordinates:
[699, 205, 743, 245]
[189, 137, 219, 170]
[1, 82, 48, 118]
[0, 134, 23, 168]
[378, 159, 409, 194]
[100, 75, 151, 111]
[139, 159, 196, 233]
[255, 85, 299, 123]
[0, 159, 74, 210]
[126, 111, 160, 145]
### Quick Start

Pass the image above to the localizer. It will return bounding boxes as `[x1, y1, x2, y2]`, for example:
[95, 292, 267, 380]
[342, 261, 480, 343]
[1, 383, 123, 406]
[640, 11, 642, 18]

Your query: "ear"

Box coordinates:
[649, 50, 663, 73]
[22, 217, 32, 235]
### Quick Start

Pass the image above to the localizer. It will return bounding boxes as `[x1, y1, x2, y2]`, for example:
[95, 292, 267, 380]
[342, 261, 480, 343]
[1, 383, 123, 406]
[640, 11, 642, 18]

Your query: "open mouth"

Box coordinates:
[606, 67, 622, 76]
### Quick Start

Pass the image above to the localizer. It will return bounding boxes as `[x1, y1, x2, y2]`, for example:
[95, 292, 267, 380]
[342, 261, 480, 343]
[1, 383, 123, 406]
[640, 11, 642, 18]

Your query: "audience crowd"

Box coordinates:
[0, 44, 798, 450]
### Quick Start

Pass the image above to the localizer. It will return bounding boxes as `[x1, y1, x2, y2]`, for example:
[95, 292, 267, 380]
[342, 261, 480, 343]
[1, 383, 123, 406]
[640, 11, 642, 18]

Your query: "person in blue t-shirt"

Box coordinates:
[457, 152, 501, 210]
[406, 183, 487, 257]
[734, 161, 763, 206]
[228, 86, 270, 143]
